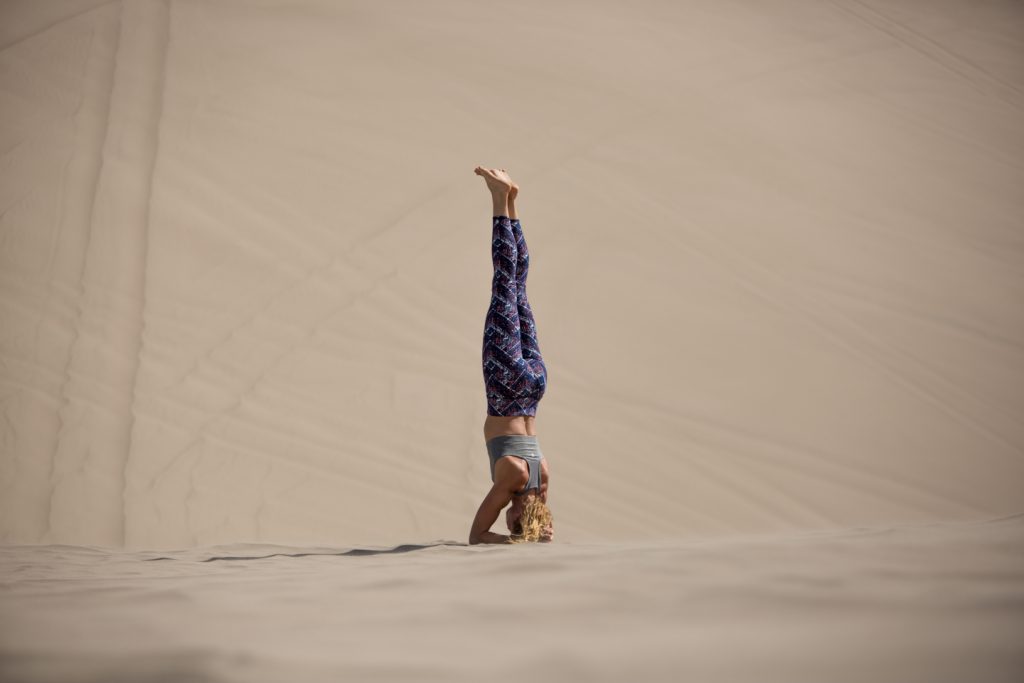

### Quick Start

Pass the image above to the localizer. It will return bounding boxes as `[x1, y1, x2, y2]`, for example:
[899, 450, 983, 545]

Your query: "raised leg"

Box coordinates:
[483, 217, 525, 412]
[507, 177, 543, 365]
[477, 166, 547, 416]
[511, 218, 543, 364]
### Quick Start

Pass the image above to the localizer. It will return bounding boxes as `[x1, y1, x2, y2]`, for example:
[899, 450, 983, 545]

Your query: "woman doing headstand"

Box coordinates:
[469, 167, 554, 545]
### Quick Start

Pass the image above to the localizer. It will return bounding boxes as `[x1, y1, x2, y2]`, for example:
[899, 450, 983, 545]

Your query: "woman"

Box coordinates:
[468, 166, 554, 545]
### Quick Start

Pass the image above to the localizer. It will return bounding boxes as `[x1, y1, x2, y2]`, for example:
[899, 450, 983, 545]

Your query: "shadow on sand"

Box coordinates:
[143, 542, 465, 563]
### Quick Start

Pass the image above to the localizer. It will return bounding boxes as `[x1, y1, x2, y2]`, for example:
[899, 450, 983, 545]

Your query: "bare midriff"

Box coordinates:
[483, 415, 537, 442]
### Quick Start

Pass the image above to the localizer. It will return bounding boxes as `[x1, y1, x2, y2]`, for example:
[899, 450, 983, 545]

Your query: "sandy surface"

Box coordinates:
[2, 515, 1023, 682]
[1, 0, 1023, 680]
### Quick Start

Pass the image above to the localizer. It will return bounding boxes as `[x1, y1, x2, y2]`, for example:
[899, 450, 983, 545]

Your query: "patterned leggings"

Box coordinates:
[482, 216, 547, 416]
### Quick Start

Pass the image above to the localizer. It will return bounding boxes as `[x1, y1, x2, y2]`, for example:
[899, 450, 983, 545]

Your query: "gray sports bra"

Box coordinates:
[486, 435, 543, 496]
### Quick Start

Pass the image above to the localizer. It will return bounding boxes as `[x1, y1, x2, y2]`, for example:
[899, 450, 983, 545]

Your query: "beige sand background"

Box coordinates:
[1, 0, 1022, 680]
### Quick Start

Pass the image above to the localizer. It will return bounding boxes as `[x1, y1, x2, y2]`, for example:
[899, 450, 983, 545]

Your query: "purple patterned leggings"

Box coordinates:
[482, 216, 547, 416]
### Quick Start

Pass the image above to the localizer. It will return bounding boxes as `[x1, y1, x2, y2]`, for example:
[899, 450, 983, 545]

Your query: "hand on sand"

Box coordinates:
[474, 166, 515, 197]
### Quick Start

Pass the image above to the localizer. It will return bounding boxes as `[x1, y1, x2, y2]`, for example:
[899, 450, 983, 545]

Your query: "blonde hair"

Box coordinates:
[510, 495, 553, 543]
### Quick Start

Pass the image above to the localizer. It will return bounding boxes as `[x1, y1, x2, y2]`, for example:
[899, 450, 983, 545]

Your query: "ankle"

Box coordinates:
[491, 196, 509, 217]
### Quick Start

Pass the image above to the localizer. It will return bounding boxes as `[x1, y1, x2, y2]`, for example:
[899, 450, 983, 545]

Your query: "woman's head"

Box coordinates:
[507, 493, 553, 543]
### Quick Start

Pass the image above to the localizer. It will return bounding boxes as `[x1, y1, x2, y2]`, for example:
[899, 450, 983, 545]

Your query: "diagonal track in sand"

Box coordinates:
[45, 0, 170, 545]
[828, 0, 1024, 111]
[551, 152, 1022, 465]
[0, 0, 115, 53]
[39, 2, 121, 543]
[122, 0, 170, 545]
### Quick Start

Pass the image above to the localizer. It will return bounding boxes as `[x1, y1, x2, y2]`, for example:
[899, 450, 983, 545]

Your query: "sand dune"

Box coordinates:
[1, 0, 1021, 548]
[1, 0, 1023, 680]
[2, 515, 1023, 682]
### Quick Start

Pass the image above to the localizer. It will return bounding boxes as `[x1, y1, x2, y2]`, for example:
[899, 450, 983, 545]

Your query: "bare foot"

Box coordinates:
[474, 166, 513, 196]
